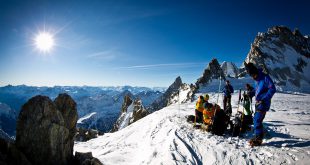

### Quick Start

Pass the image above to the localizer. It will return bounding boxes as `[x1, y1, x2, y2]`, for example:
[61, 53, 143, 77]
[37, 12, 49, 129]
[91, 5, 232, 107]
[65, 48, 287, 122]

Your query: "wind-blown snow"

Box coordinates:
[75, 92, 310, 164]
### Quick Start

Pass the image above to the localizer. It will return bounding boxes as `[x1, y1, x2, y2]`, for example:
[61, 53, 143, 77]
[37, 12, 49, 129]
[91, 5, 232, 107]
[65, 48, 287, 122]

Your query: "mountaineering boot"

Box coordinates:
[249, 135, 263, 147]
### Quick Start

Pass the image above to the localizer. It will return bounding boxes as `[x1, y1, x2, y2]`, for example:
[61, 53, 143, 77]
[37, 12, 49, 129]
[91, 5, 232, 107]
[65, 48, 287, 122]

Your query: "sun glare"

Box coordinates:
[35, 32, 54, 53]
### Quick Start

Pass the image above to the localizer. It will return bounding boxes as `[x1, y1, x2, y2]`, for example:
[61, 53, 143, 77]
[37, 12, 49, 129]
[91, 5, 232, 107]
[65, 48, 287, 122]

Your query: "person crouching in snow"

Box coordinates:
[202, 102, 220, 131]
[245, 62, 276, 146]
[195, 94, 209, 123]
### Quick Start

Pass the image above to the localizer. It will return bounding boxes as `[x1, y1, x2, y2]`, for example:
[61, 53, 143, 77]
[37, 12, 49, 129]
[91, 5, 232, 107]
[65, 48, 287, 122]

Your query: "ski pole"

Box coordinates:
[236, 89, 242, 114]
[249, 97, 253, 114]
[216, 76, 222, 104]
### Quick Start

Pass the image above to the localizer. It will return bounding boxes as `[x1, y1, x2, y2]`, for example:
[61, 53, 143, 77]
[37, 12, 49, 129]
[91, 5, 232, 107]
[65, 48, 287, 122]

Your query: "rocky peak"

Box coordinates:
[114, 89, 134, 102]
[111, 96, 148, 132]
[121, 95, 133, 113]
[196, 58, 226, 86]
[221, 61, 239, 78]
[169, 76, 182, 90]
[245, 26, 310, 92]
[131, 99, 148, 123]
[147, 76, 184, 113]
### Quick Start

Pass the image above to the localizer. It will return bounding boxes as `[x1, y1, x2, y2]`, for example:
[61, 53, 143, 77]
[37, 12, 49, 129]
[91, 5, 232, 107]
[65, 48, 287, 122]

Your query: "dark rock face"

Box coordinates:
[16, 94, 78, 165]
[245, 26, 310, 92]
[54, 93, 78, 157]
[131, 99, 148, 123]
[75, 128, 99, 142]
[147, 76, 183, 113]
[0, 138, 32, 165]
[196, 58, 226, 87]
[74, 152, 102, 165]
[121, 95, 133, 113]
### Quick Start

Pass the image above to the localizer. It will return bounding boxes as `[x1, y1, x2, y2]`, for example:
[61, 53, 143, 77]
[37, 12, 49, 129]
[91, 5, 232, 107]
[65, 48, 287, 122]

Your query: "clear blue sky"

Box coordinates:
[0, 0, 309, 87]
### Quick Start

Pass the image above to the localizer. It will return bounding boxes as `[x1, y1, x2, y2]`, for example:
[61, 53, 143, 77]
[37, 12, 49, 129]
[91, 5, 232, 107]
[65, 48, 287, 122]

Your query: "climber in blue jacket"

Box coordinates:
[245, 62, 276, 146]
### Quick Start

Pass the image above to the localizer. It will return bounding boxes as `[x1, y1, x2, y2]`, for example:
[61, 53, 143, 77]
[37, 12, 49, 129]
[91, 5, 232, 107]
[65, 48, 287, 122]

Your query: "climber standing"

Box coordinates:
[222, 80, 234, 115]
[242, 83, 255, 115]
[245, 62, 276, 147]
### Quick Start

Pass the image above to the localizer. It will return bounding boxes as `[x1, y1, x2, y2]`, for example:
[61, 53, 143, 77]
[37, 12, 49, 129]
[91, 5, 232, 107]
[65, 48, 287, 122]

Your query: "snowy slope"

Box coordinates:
[75, 92, 310, 164]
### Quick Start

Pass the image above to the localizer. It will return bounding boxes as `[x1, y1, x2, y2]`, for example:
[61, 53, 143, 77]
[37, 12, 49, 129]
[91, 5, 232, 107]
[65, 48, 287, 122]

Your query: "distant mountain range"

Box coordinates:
[0, 85, 165, 136]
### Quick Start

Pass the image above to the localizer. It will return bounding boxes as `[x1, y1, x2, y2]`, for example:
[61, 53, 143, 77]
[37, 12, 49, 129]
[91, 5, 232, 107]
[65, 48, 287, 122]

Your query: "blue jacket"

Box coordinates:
[254, 69, 276, 111]
[222, 84, 234, 97]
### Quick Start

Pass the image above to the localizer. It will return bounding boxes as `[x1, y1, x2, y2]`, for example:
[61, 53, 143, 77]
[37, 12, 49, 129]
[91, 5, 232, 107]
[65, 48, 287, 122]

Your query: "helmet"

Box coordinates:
[204, 94, 209, 101]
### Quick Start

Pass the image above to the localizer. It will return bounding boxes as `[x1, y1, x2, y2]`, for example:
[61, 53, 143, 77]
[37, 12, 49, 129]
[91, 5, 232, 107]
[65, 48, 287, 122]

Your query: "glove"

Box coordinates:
[255, 100, 264, 105]
[255, 100, 264, 111]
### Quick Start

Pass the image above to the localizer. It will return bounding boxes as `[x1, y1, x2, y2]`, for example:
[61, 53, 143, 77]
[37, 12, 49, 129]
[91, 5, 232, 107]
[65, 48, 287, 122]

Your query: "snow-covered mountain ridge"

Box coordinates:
[75, 92, 310, 164]
[196, 26, 310, 93]
[245, 26, 310, 92]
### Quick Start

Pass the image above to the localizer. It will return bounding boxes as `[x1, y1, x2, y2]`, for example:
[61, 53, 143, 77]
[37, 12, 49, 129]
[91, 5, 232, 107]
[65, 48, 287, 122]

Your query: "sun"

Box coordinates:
[35, 32, 54, 53]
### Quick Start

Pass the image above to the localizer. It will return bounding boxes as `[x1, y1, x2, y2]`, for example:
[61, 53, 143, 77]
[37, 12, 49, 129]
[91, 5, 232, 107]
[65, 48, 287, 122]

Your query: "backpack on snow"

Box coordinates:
[231, 111, 253, 137]
[210, 109, 230, 136]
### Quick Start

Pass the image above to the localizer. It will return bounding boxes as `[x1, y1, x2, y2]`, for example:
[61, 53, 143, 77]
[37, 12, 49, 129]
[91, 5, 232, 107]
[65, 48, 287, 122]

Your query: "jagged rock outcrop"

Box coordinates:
[75, 128, 99, 142]
[121, 95, 133, 113]
[245, 26, 310, 92]
[196, 58, 226, 87]
[74, 152, 102, 165]
[15, 94, 77, 165]
[131, 99, 148, 123]
[147, 76, 184, 112]
[221, 61, 239, 78]
[168, 83, 196, 104]
[111, 94, 148, 132]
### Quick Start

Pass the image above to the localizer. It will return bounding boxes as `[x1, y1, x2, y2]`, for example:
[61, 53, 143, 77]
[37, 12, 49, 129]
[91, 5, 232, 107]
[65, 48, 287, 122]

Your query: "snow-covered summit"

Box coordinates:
[245, 26, 310, 93]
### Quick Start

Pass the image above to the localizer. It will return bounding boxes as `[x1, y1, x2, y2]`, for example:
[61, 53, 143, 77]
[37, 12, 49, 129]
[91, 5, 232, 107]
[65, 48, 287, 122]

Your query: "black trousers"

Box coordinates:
[195, 109, 203, 123]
